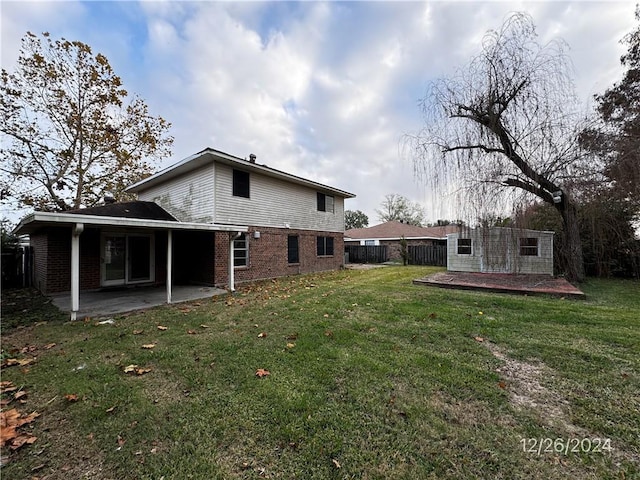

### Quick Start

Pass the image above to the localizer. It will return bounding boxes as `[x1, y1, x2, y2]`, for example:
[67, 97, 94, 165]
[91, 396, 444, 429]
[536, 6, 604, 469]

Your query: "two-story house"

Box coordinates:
[14, 148, 355, 319]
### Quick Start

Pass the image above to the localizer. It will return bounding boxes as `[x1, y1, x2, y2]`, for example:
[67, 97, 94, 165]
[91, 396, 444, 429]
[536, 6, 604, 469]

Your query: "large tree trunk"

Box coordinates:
[557, 200, 585, 283]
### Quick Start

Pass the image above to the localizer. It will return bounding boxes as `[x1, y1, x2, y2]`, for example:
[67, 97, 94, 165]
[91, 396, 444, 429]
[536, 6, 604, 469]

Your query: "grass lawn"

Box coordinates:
[1, 266, 638, 479]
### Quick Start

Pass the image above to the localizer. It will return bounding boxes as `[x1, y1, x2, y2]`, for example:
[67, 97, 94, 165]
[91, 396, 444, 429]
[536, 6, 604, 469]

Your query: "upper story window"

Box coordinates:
[519, 237, 539, 256]
[233, 169, 250, 198]
[317, 192, 334, 213]
[233, 233, 248, 267]
[457, 238, 472, 255]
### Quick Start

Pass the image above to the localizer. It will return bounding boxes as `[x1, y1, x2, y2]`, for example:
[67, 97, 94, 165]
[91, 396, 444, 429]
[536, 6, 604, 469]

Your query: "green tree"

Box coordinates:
[0, 32, 173, 211]
[581, 7, 640, 214]
[407, 13, 585, 281]
[375, 194, 425, 226]
[344, 209, 369, 230]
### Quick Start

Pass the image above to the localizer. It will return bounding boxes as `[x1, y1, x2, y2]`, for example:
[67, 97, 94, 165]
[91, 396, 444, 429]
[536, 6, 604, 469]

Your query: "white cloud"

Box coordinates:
[1, 1, 636, 227]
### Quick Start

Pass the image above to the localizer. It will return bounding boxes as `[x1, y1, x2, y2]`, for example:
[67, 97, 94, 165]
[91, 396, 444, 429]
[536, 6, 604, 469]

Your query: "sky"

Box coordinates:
[1, 0, 636, 226]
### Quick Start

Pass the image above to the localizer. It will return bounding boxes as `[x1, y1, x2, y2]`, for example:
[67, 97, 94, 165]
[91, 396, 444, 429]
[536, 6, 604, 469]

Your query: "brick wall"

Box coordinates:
[214, 227, 344, 287]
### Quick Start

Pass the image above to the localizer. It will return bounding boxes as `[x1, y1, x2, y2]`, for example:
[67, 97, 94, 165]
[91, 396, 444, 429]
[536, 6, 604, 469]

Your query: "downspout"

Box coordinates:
[229, 231, 242, 293]
[70, 223, 84, 321]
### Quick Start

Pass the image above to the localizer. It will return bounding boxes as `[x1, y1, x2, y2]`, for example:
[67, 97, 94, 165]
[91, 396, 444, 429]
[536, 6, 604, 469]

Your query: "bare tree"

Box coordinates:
[406, 13, 585, 281]
[376, 193, 425, 226]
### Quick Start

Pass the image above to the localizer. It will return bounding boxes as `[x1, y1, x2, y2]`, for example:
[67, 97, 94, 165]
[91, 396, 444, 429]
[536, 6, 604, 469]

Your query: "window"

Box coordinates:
[234, 233, 248, 267]
[317, 236, 334, 256]
[317, 192, 334, 213]
[288, 235, 299, 264]
[520, 237, 539, 256]
[457, 238, 472, 255]
[364, 240, 376, 246]
[233, 169, 250, 198]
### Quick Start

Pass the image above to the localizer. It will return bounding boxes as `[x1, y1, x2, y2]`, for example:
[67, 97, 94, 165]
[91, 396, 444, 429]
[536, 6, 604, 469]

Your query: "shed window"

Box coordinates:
[233, 169, 250, 198]
[234, 233, 248, 267]
[317, 192, 334, 213]
[288, 235, 299, 264]
[520, 237, 539, 256]
[457, 238, 472, 255]
[317, 236, 334, 256]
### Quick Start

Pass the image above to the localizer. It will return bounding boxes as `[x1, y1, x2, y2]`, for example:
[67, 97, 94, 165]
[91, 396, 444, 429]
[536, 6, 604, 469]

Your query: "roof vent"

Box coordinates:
[249, 153, 257, 163]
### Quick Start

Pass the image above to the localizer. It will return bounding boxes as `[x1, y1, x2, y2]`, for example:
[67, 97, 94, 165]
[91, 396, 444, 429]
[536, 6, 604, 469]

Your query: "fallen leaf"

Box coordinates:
[117, 435, 126, 446]
[106, 405, 116, 413]
[324, 330, 333, 337]
[332, 458, 341, 469]
[43, 343, 56, 350]
[474, 336, 484, 342]
[286, 343, 295, 349]
[257, 332, 267, 338]
[2, 358, 36, 368]
[498, 381, 507, 389]
[199, 324, 210, 329]
[123, 365, 152, 375]
[428, 312, 438, 319]
[187, 330, 197, 335]
[478, 311, 484, 315]
[9, 434, 37, 450]
[157, 325, 168, 331]
[132, 329, 144, 335]
[0, 381, 17, 393]
[13, 391, 28, 401]
[255, 368, 270, 378]
[141, 344, 156, 349]
[64, 394, 79, 402]
[323, 314, 329, 318]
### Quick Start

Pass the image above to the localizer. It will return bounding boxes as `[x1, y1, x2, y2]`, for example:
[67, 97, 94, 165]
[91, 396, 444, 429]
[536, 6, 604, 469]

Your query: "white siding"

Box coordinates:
[447, 228, 553, 275]
[137, 164, 215, 222]
[214, 164, 345, 232]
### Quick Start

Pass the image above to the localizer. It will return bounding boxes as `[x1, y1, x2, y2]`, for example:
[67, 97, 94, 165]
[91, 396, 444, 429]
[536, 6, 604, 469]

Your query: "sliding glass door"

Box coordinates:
[101, 233, 154, 286]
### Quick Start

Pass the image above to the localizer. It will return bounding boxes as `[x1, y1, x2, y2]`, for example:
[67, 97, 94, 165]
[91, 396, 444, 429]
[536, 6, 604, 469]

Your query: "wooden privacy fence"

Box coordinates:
[408, 245, 447, 266]
[345, 245, 388, 264]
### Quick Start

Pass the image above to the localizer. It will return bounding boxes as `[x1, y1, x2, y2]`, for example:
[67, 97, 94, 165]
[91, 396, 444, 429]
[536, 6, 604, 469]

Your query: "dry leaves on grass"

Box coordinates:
[141, 344, 156, 350]
[123, 365, 152, 375]
[1, 381, 28, 406]
[1, 357, 36, 368]
[157, 325, 168, 331]
[64, 394, 79, 402]
[255, 369, 270, 378]
[0, 408, 39, 450]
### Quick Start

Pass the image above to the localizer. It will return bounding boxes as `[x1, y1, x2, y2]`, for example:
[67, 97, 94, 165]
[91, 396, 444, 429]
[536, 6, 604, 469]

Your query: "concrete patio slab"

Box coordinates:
[51, 285, 228, 318]
[413, 271, 585, 299]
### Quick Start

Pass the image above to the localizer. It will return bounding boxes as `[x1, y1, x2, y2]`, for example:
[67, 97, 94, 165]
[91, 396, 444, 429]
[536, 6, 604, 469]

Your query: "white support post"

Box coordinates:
[229, 232, 241, 293]
[70, 223, 84, 321]
[166, 230, 173, 304]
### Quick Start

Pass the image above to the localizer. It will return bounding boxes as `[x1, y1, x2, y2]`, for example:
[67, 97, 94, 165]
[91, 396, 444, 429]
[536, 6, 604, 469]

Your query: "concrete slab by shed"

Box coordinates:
[413, 271, 585, 299]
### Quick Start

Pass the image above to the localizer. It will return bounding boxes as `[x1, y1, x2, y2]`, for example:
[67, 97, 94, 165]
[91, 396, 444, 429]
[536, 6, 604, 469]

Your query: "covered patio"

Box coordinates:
[51, 284, 228, 318]
[13, 202, 248, 320]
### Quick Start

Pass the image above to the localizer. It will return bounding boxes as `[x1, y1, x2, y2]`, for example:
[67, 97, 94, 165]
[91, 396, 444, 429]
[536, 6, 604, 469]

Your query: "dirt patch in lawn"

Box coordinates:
[484, 342, 587, 435]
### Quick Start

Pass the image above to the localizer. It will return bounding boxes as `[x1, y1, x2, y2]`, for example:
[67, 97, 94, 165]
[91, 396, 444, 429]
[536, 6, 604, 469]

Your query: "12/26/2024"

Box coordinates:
[520, 437, 612, 455]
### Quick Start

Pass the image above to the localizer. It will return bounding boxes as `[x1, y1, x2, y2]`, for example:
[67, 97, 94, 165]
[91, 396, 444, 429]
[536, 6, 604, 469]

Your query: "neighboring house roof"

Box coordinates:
[345, 221, 460, 240]
[126, 147, 356, 199]
[66, 201, 178, 221]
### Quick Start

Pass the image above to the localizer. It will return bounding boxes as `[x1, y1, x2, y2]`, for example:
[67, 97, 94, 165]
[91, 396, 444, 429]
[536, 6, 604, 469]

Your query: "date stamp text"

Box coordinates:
[520, 437, 612, 455]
